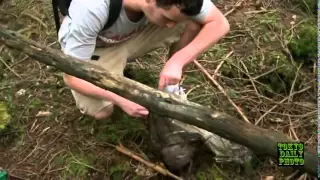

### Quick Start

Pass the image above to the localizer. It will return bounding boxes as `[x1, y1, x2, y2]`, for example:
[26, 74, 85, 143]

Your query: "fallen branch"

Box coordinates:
[116, 144, 182, 180]
[0, 28, 317, 176]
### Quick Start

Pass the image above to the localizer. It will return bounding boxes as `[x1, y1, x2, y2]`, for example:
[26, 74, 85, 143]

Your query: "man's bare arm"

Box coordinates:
[170, 4, 230, 67]
[63, 74, 128, 106]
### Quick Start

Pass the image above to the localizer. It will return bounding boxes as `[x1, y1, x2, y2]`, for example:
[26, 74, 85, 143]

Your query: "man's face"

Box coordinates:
[144, 0, 188, 28]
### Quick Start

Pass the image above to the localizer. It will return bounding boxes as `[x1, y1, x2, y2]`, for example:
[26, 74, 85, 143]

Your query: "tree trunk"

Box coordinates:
[0, 28, 317, 177]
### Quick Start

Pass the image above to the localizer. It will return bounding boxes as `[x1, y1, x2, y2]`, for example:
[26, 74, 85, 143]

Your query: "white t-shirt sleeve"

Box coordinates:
[190, 0, 214, 22]
[58, 0, 109, 61]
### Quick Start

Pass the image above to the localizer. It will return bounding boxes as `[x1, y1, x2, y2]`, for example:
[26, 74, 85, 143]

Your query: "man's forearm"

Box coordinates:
[63, 74, 127, 106]
[168, 21, 202, 59]
[171, 18, 230, 66]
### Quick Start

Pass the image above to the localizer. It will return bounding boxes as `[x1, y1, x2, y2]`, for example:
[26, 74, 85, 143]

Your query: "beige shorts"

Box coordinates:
[70, 23, 186, 116]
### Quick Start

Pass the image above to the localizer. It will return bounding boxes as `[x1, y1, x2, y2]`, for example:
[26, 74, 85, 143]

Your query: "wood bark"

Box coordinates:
[0, 28, 317, 176]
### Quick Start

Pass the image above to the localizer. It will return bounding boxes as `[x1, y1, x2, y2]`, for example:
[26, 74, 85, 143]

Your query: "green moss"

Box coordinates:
[94, 111, 147, 144]
[0, 101, 11, 131]
[109, 162, 131, 176]
[202, 43, 230, 60]
[123, 66, 158, 87]
[257, 51, 303, 96]
[195, 166, 224, 180]
[67, 159, 90, 177]
[292, 0, 317, 15]
[55, 152, 96, 179]
[259, 11, 283, 30]
[287, 22, 317, 64]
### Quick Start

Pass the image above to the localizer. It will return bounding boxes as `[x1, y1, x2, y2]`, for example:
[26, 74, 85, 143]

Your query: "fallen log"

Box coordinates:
[0, 28, 317, 176]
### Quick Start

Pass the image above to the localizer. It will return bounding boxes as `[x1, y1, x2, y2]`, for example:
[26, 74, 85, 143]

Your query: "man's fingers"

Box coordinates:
[140, 109, 149, 116]
[132, 110, 149, 118]
[168, 78, 179, 85]
[159, 75, 180, 90]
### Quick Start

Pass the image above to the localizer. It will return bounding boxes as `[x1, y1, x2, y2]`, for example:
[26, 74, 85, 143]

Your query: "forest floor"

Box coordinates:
[0, 0, 317, 179]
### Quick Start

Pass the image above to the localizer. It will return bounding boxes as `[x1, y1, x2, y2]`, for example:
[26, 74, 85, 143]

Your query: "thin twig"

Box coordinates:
[193, 60, 251, 123]
[186, 84, 202, 96]
[288, 117, 300, 141]
[17, 141, 40, 164]
[0, 45, 4, 53]
[0, 56, 22, 79]
[244, 9, 268, 14]
[21, 12, 47, 29]
[212, 51, 233, 79]
[255, 86, 311, 125]
[239, 59, 261, 101]
[69, 150, 104, 173]
[253, 65, 285, 80]
[285, 170, 299, 180]
[134, 59, 145, 69]
[297, 173, 307, 180]
[116, 144, 183, 180]
[40, 150, 66, 173]
[288, 63, 302, 102]
[224, 0, 244, 17]
[46, 167, 67, 173]
[213, 163, 232, 180]
[6, 55, 29, 69]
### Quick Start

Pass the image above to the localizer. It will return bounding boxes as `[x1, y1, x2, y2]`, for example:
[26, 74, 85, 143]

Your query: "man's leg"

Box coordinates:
[127, 20, 201, 61]
[70, 42, 129, 120]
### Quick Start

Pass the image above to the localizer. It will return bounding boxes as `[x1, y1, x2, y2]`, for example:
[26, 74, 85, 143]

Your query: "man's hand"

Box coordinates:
[158, 59, 184, 90]
[118, 99, 149, 118]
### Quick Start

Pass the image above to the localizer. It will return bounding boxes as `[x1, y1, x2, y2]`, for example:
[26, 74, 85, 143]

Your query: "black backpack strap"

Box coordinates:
[52, 0, 62, 35]
[103, 0, 123, 30]
[52, 0, 122, 35]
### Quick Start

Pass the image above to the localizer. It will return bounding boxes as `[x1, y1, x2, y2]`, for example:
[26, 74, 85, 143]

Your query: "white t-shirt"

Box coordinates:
[58, 0, 214, 61]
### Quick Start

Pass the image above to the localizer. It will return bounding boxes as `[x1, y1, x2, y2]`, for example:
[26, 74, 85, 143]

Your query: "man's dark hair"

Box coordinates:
[155, 0, 203, 16]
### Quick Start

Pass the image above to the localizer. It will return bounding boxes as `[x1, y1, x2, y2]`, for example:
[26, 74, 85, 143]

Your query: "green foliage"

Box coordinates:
[0, 101, 10, 130]
[123, 66, 158, 87]
[94, 110, 147, 144]
[109, 162, 131, 177]
[54, 152, 95, 179]
[195, 166, 224, 180]
[292, 0, 317, 15]
[259, 10, 283, 30]
[287, 22, 317, 64]
[258, 51, 299, 95]
[28, 98, 42, 109]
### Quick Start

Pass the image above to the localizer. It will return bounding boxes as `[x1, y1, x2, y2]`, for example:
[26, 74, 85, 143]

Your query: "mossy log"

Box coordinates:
[0, 28, 317, 177]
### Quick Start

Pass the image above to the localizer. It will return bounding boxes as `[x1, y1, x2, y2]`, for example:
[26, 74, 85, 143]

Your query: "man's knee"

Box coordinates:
[93, 104, 114, 120]
[71, 90, 115, 120]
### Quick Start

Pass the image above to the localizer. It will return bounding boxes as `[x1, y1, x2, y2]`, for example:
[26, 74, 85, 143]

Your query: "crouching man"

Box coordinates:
[58, 0, 230, 120]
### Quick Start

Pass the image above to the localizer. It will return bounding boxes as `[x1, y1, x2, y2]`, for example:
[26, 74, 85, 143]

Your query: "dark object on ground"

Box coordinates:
[123, 64, 200, 171]
[147, 113, 203, 172]
[0, 28, 317, 177]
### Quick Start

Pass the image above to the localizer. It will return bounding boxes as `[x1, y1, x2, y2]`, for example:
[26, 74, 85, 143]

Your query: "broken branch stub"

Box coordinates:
[0, 28, 317, 176]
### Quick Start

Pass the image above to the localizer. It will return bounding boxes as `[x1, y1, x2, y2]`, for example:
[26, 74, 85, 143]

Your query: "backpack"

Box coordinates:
[52, 0, 123, 35]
